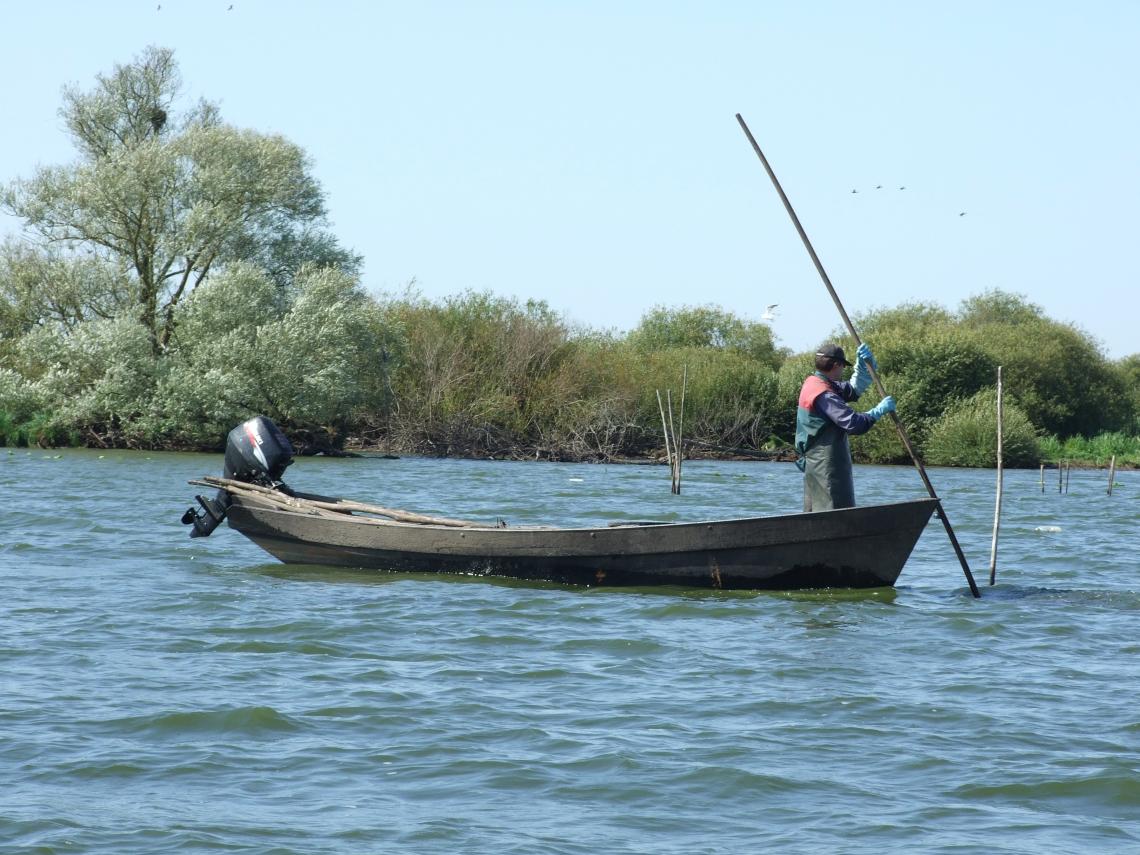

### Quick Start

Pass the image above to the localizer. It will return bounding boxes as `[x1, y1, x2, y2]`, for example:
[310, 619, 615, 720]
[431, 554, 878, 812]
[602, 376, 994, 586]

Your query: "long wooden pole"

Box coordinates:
[989, 366, 1003, 585]
[735, 112, 980, 598]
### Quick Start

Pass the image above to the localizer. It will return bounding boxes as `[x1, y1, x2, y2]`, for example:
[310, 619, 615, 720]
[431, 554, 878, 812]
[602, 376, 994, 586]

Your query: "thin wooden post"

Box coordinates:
[1065, 462, 1071, 494]
[736, 112, 980, 597]
[666, 390, 679, 494]
[1058, 459, 1063, 493]
[1040, 464, 1045, 493]
[989, 367, 1003, 586]
[674, 365, 688, 495]
[1108, 455, 1117, 495]
[656, 390, 673, 469]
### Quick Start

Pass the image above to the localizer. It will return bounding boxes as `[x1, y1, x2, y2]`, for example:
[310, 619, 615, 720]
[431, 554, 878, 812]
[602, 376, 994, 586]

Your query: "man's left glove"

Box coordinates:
[851, 343, 878, 395]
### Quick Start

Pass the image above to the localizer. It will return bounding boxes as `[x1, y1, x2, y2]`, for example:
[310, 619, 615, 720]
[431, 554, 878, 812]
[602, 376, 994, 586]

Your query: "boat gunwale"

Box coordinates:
[227, 492, 941, 535]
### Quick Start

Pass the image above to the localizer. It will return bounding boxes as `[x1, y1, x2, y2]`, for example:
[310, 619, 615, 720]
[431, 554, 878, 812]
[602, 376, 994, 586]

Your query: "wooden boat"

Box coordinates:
[181, 417, 937, 590]
[190, 476, 938, 591]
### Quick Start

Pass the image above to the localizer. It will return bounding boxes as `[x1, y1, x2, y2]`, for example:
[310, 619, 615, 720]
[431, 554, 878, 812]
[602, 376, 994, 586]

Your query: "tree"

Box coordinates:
[152, 263, 394, 450]
[2, 46, 358, 354]
[956, 292, 1130, 437]
[957, 289, 1044, 327]
[0, 238, 130, 345]
[629, 304, 783, 369]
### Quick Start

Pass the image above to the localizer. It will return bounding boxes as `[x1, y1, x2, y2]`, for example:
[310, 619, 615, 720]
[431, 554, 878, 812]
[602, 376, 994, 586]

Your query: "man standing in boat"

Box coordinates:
[795, 343, 895, 512]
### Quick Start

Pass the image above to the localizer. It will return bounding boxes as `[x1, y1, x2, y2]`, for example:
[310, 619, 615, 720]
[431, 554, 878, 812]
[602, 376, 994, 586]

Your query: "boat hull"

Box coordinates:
[224, 496, 939, 590]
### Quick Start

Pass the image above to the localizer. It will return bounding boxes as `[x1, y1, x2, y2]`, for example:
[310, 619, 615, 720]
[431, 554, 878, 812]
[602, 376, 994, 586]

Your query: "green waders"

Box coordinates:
[801, 421, 855, 512]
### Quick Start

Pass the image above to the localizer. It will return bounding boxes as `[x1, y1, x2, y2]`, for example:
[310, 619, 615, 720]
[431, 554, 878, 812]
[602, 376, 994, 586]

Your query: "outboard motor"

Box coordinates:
[182, 416, 295, 538]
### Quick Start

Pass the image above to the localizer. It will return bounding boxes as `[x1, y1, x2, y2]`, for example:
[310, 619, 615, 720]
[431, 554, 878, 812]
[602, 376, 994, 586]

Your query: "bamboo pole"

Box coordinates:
[735, 113, 981, 598]
[1108, 455, 1117, 495]
[989, 367, 1003, 585]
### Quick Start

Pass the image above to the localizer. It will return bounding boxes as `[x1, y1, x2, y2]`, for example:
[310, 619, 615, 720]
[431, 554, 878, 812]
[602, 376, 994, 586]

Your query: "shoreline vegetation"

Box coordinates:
[2, 48, 1138, 471]
[8, 286, 1137, 472]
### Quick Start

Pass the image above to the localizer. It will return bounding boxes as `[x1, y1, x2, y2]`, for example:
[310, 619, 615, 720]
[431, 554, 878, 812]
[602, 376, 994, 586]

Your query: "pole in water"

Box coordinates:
[1108, 455, 1117, 496]
[734, 112, 980, 598]
[1040, 464, 1045, 493]
[1058, 460, 1063, 494]
[989, 366, 1003, 586]
[1065, 461, 1071, 494]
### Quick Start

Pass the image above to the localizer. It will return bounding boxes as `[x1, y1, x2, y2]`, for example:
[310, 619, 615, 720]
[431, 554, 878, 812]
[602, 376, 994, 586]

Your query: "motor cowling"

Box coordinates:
[183, 416, 294, 538]
[223, 415, 294, 485]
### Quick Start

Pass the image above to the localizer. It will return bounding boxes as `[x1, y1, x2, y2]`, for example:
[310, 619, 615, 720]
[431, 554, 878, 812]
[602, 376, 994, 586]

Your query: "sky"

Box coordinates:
[2, 1, 1138, 358]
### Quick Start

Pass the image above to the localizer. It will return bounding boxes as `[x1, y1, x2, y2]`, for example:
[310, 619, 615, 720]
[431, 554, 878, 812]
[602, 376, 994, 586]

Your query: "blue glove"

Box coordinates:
[851, 343, 877, 395]
[856, 342, 878, 371]
[867, 396, 896, 421]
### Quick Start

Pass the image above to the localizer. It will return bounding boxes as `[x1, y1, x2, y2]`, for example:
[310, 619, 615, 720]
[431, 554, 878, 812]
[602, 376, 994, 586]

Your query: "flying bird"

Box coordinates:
[959, 212, 966, 217]
[876, 185, 882, 189]
[761, 304, 779, 321]
[851, 189, 857, 194]
[899, 186, 905, 190]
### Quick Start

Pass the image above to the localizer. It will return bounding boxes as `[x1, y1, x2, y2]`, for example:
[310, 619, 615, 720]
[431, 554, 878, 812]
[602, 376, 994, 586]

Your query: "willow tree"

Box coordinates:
[2, 46, 358, 354]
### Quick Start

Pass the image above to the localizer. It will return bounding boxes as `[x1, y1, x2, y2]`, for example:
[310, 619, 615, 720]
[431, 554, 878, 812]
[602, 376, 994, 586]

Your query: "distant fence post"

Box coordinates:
[1108, 455, 1117, 496]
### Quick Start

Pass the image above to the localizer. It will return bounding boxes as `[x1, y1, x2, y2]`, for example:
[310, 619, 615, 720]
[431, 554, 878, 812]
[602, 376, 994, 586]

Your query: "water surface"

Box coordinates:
[2, 450, 1137, 853]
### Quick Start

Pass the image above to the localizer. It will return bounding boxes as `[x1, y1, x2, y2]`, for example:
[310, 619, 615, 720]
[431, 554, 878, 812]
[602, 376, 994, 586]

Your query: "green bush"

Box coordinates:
[0, 317, 157, 447]
[1043, 432, 1140, 466]
[156, 263, 395, 450]
[632, 348, 782, 453]
[924, 388, 1041, 467]
[958, 291, 1131, 437]
[630, 304, 784, 370]
[377, 290, 578, 454]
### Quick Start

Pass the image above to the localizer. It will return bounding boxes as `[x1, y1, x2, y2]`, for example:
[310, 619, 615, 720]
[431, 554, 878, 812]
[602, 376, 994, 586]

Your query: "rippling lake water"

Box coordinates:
[2, 448, 1138, 853]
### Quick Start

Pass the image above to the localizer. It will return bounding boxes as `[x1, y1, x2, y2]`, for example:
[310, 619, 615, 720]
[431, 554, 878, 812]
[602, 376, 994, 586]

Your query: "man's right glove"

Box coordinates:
[867, 396, 896, 421]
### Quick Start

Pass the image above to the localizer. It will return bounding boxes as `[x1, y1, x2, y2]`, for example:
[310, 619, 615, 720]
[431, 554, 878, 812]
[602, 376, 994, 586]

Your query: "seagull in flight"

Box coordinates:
[761, 304, 779, 321]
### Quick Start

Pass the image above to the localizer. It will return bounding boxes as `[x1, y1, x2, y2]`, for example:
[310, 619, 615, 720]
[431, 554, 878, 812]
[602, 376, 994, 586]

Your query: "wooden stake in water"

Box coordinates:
[1058, 460, 1063, 494]
[1065, 462, 1071, 494]
[656, 373, 687, 495]
[656, 390, 673, 471]
[989, 367, 1003, 586]
[1040, 464, 1045, 493]
[1108, 455, 1117, 496]
[673, 365, 688, 495]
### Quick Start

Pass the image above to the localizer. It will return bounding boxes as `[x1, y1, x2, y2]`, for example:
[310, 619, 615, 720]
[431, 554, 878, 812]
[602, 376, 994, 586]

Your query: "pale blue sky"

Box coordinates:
[2, 1, 1137, 358]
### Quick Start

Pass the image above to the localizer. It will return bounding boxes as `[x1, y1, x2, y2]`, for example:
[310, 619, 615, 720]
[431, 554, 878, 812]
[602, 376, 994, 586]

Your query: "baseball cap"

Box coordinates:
[815, 343, 851, 366]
